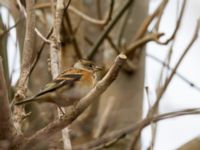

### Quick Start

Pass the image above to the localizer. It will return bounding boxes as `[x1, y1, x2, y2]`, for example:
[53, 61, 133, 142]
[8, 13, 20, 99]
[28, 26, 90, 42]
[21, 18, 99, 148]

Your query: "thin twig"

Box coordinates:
[147, 54, 200, 92]
[87, 0, 135, 59]
[151, 19, 200, 113]
[125, 32, 164, 55]
[64, 12, 82, 59]
[34, 1, 114, 26]
[29, 27, 53, 77]
[117, 4, 133, 47]
[16, 0, 51, 44]
[68, 0, 114, 26]
[153, 0, 166, 31]
[133, 0, 168, 40]
[0, 17, 23, 37]
[34, 28, 51, 44]
[156, 0, 186, 45]
[145, 87, 156, 150]
[156, 44, 173, 93]
[106, 36, 120, 53]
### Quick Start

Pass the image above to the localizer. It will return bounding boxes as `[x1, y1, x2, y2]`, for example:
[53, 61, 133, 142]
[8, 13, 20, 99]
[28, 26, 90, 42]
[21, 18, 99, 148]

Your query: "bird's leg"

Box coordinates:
[47, 58, 51, 72]
[57, 106, 65, 116]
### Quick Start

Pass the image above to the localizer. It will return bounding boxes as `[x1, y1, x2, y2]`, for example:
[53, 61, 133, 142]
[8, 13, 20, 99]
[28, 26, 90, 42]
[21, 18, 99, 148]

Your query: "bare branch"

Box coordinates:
[0, 17, 23, 37]
[145, 87, 156, 150]
[151, 19, 200, 112]
[147, 53, 200, 92]
[34, 0, 114, 26]
[13, 0, 36, 134]
[156, 0, 186, 45]
[64, 12, 82, 59]
[0, 57, 15, 140]
[125, 32, 164, 55]
[68, 0, 114, 26]
[29, 27, 53, 77]
[16, 0, 51, 44]
[87, 0, 135, 59]
[133, 0, 168, 40]
[74, 108, 200, 150]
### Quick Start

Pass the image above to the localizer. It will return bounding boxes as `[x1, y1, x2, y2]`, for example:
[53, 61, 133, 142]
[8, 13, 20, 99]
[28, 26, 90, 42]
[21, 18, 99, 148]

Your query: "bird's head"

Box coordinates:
[74, 59, 102, 72]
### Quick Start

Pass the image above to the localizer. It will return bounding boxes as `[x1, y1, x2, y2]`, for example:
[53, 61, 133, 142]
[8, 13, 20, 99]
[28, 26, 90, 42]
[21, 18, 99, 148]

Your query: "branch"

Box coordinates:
[87, 0, 135, 59]
[50, 0, 71, 77]
[156, 0, 186, 45]
[147, 53, 200, 92]
[13, 0, 36, 134]
[19, 54, 127, 149]
[34, 0, 114, 26]
[0, 57, 15, 140]
[68, 0, 114, 26]
[133, 0, 168, 40]
[29, 27, 53, 77]
[125, 32, 164, 55]
[0, 17, 23, 37]
[151, 19, 200, 112]
[16, 0, 51, 44]
[64, 12, 82, 59]
[74, 108, 200, 150]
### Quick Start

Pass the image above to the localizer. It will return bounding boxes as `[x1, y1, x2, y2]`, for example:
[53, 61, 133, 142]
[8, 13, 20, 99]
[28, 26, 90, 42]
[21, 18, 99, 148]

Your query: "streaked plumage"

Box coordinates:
[15, 59, 101, 107]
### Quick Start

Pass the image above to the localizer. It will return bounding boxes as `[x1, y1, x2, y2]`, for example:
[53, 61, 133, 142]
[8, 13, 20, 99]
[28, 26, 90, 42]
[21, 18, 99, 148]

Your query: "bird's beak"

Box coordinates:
[94, 66, 103, 71]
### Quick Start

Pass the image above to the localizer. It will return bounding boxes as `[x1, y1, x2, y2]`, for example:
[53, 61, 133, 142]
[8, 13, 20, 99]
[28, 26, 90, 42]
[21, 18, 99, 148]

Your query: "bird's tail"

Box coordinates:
[15, 96, 37, 106]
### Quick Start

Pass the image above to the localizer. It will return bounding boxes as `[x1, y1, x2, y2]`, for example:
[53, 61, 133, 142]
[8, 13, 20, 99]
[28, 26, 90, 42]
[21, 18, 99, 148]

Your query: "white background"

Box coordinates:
[143, 0, 200, 149]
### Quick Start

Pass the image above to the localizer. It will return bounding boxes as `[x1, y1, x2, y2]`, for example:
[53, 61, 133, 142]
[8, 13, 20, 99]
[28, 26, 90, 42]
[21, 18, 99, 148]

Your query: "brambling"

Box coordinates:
[15, 59, 101, 111]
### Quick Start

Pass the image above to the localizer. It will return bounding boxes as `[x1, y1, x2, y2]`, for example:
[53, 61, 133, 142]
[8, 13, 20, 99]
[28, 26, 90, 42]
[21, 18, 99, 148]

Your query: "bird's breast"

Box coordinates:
[56, 71, 96, 106]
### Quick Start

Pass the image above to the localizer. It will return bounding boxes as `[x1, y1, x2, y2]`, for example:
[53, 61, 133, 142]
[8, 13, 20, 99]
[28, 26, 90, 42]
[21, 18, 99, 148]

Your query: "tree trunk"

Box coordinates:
[95, 0, 148, 149]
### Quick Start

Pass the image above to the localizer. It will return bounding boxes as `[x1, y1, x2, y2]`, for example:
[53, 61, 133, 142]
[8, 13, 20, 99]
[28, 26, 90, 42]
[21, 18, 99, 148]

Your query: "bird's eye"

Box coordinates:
[88, 64, 93, 68]
[86, 63, 94, 68]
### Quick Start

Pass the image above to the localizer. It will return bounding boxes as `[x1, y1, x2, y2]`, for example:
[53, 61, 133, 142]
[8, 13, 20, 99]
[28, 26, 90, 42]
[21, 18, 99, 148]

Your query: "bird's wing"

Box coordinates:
[35, 73, 82, 97]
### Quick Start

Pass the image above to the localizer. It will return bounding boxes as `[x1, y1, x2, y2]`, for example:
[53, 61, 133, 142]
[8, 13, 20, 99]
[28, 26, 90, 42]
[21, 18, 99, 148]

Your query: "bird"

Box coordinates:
[15, 59, 101, 112]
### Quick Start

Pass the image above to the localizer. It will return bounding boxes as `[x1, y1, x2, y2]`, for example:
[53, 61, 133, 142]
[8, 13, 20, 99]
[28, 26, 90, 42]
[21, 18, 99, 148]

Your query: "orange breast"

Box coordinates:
[55, 69, 96, 106]
[80, 71, 95, 87]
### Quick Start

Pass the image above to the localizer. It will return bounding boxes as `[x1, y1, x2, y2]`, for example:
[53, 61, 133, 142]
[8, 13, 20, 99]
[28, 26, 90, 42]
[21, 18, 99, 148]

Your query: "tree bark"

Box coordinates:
[178, 136, 200, 150]
[96, 0, 148, 149]
[0, 57, 15, 148]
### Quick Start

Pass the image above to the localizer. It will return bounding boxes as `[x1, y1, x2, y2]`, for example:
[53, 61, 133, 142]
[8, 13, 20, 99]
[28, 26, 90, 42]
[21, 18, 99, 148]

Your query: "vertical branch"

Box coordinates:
[50, 0, 72, 149]
[50, 0, 70, 76]
[13, 0, 35, 134]
[0, 57, 15, 141]
[64, 12, 82, 59]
